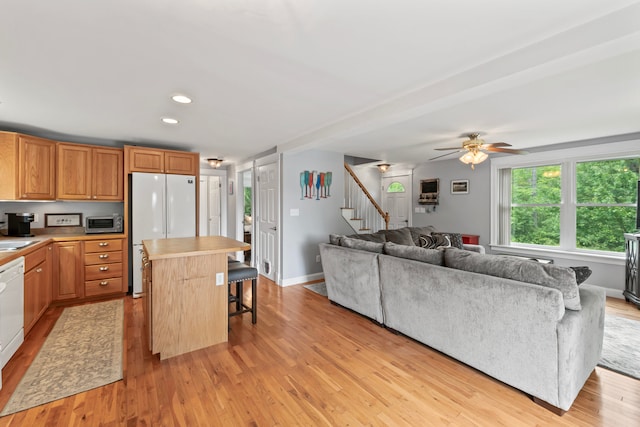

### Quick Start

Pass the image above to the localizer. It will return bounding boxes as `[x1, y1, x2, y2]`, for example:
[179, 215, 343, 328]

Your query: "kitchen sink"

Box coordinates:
[0, 241, 36, 251]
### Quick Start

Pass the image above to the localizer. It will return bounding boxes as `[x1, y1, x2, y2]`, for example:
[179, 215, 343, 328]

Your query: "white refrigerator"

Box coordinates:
[131, 172, 196, 296]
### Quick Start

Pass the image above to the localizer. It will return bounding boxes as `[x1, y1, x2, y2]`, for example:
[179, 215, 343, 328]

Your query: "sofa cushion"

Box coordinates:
[340, 236, 384, 253]
[383, 242, 443, 265]
[419, 234, 451, 249]
[432, 232, 464, 249]
[407, 226, 437, 245]
[376, 227, 415, 246]
[444, 248, 581, 310]
[348, 233, 387, 243]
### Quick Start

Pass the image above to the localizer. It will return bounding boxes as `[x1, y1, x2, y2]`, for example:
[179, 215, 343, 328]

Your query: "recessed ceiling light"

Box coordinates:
[172, 94, 192, 104]
[161, 117, 179, 124]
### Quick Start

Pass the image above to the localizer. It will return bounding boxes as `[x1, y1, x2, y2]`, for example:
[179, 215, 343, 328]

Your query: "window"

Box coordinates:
[493, 143, 639, 255]
[511, 165, 561, 246]
[386, 181, 406, 193]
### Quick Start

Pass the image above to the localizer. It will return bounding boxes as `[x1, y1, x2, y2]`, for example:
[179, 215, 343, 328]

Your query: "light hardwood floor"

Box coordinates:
[0, 279, 639, 426]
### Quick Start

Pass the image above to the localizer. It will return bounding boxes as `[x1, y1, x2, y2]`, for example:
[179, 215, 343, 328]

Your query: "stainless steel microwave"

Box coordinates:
[85, 214, 123, 234]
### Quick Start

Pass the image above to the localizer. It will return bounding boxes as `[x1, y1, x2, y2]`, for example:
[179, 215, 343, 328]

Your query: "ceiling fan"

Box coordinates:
[430, 133, 527, 169]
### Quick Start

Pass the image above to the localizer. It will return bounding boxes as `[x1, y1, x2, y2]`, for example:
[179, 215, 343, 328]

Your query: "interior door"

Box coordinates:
[257, 162, 279, 283]
[208, 176, 221, 236]
[382, 175, 411, 230]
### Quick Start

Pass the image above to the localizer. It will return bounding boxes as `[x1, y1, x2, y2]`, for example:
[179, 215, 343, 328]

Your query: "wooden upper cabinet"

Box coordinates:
[165, 151, 199, 175]
[57, 143, 123, 201]
[57, 143, 92, 200]
[0, 133, 56, 200]
[92, 147, 124, 200]
[126, 147, 165, 173]
[126, 146, 199, 175]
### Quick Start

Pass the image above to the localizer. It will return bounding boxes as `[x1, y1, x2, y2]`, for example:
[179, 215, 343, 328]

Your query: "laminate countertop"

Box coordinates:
[143, 236, 250, 261]
[0, 232, 126, 266]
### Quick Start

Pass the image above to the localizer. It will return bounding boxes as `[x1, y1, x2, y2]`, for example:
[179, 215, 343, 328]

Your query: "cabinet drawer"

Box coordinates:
[24, 245, 47, 271]
[84, 251, 123, 266]
[85, 277, 123, 296]
[85, 239, 123, 253]
[84, 262, 123, 281]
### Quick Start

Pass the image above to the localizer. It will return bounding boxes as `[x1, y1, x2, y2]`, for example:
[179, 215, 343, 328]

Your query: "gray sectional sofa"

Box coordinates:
[318, 227, 605, 413]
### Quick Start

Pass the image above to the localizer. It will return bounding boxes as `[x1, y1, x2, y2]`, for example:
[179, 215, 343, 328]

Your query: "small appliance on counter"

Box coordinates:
[85, 214, 123, 234]
[6, 213, 35, 237]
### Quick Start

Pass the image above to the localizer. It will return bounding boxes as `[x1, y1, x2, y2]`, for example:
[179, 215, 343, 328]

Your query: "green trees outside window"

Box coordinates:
[509, 158, 639, 253]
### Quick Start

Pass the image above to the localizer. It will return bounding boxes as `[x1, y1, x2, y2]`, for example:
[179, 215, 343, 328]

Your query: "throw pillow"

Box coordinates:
[383, 242, 443, 265]
[340, 236, 384, 253]
[570, 266, 592, 285]
[432, 232, 464, 249]
[329, 234, 344, 245]
[407, 226, 437, 246]
[376, 227, 415, 246]
[419, 234, 451, 249]
[443, 248, 581, 311]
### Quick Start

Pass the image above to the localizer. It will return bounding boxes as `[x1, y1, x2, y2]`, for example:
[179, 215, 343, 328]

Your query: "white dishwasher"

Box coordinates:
[0, 257, 25, 380]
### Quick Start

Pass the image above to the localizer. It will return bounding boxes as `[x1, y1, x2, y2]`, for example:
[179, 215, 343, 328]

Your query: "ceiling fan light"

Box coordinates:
[459, 151, 488, 168]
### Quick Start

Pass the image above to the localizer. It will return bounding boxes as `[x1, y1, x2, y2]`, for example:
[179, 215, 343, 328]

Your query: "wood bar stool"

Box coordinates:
[227, 262, 258, 324]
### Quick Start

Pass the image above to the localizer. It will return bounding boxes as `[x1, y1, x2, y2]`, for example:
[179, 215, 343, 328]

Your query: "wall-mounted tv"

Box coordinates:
[419, 178, 439, 205]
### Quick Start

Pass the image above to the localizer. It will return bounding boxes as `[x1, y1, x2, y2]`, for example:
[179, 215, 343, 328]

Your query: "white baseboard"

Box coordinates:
[281, 272, 324, 287]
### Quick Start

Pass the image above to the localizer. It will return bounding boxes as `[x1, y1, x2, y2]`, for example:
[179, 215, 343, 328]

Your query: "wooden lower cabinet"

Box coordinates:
[83, 238, 126, 297]
[24, 244, 52, 335]
[52, 241, 84, 301]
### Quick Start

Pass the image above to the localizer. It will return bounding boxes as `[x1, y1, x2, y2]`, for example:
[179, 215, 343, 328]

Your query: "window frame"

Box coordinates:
[490, 139, 639, 263]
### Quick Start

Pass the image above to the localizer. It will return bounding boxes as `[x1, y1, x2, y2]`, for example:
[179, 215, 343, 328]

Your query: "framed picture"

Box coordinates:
[451, 179, 469, 194]
[45, 213, 83, 227]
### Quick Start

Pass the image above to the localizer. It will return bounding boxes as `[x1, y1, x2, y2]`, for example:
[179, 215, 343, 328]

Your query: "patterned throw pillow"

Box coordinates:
[432, 232, 464, 249]
[419, 234, 451, 249]
[570, 266, 592, 285]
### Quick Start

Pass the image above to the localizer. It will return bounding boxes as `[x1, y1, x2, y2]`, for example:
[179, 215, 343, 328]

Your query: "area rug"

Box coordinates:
[598, 314, 640, 380]
[0, 299, 124, 416]
[304, 282, 327, 297]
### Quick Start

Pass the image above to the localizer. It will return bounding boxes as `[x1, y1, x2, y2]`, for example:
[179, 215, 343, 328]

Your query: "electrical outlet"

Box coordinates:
[316, 255, 321, 262]
[216, 272, 224, 286]
[33, 213, 39, 222]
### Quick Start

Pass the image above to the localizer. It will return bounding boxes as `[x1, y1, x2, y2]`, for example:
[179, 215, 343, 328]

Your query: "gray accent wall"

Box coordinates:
[281, 150, 352, 285]
[411, 159, 491, 246]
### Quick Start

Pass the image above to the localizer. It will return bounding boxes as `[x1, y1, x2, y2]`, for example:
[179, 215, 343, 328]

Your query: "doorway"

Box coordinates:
[198, 175, 222, 236]
[255, 161, 279, 283]
[382, 175, 411, 230]
[241, 170, 253, 264]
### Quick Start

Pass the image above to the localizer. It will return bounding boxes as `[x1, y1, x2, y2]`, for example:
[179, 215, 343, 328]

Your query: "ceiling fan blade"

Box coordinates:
[434, 146, 463, 151]
[429, 150, 461, 161]
[483, 142, 511, 148]
[485, 147, 528, 155]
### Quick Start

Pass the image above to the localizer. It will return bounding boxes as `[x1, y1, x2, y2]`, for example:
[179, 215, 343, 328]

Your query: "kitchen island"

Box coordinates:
[142, 236, 250, 360]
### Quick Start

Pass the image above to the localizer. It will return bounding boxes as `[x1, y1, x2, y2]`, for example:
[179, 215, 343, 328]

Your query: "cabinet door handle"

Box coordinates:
[99, 281, 109, 286]
[99, 242, 109, 247]
[99, 266, 109, 271]
[99, 254, 109, 259]
[36, 268, 43, 273]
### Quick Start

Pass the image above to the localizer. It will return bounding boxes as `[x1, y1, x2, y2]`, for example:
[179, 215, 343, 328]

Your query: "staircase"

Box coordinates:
[342, 162, 389, 234]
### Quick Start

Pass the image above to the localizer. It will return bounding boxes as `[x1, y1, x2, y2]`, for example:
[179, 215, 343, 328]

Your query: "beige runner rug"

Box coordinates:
[0, 299, 124, 416]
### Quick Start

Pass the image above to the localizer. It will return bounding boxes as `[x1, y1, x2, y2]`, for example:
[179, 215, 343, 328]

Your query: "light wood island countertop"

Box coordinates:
[143, 235, 249, 260]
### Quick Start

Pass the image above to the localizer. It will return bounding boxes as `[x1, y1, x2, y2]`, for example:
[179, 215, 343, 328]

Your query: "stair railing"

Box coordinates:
[344, 162, 389, 232]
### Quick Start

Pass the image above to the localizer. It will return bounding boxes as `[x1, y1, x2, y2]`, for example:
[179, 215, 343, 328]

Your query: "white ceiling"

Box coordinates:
[1, 1, 639, 168]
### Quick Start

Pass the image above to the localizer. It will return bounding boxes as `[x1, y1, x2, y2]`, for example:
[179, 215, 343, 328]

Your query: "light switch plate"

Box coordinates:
[216, 272, 224, 286]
